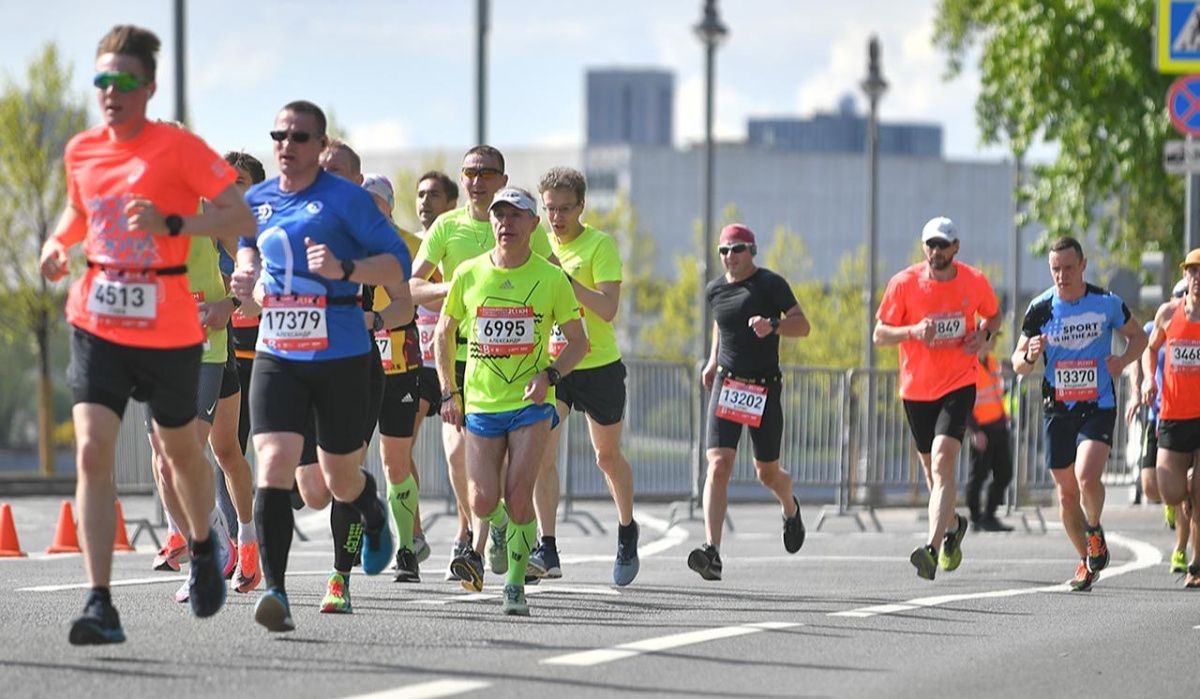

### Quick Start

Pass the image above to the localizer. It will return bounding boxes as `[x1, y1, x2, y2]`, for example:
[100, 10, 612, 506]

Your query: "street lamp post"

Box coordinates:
[692, 0, 727, 515]
[476, 0, 489, 145]
[861, 36, 887, 501]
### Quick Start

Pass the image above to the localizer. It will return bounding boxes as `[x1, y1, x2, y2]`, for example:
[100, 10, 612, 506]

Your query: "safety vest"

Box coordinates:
[973, 354, 1006, 425]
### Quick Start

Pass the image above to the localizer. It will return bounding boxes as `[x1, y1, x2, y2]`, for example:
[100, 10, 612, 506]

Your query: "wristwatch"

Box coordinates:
[440, 388, 461, 404]
[544, 366, 561, 386]
[769, 317, 780, 334]
[165, 214, 184, 237]
[340, 259, 356, 281]
[371, 311, 385, 333]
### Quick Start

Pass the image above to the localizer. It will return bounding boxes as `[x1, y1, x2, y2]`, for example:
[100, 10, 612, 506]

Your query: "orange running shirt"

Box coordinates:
[62, 122, 236, 349]
[876, 260, 1000, 401]
[1161, 301, 1200, 420]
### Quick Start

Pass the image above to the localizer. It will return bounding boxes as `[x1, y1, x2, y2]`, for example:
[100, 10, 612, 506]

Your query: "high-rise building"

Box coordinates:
[586, 69, 674, 147]
[748, 95, 942, 157]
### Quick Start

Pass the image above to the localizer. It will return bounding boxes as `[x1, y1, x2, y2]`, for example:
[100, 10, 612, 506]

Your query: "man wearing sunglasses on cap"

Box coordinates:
[688, 224, 810, 581]
[39, 24, 255, 645]
[875, 216, 1002, 581]
[231, 100, 412, 633]
[409, 146, 555, 584]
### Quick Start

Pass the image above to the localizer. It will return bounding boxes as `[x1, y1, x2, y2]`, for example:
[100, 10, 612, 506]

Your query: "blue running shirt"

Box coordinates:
[1144, 320, 1165, 421]
[1021, 283, 1131, 409]
[241, 171, 411, 361]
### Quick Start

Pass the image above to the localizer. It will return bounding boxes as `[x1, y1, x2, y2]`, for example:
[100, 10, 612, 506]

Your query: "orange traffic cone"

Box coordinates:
[113, 500, 134, 552]
[46, 500, 81, 554]
[0, 503, 27, 557]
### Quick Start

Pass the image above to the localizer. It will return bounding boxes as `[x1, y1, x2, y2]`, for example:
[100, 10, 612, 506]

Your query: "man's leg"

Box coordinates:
[74, 404, 121, 590]
[454, 428, 507, 592]
[533, 402, 567, 539]
[702, 448, 736, 548]
[252, 432, 303, 630]
[152, 419, 214, 544]
[210, 391, 255, 538]
[588, 416, 635, 527]
[1051, 465, 1087, 559]
[924, 435, 962, 549]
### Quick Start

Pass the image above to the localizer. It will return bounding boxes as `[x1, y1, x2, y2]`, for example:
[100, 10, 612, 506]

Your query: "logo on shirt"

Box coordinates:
[126, 162, 146, 184]
[305, 201, 324, 215]
[255, 203, 273, 224]
[499, 280, 514, 290]
[1047, 311, 1106, 351]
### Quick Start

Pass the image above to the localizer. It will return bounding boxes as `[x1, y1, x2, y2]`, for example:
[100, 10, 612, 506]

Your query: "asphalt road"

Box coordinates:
[0, 496, 1196, 698]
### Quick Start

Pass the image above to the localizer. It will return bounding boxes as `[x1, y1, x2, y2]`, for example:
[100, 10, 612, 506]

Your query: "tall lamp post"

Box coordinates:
[475, 0, 489, 145]
[690, 0, 727, 515]
[861, 36, 887, 498]
[173, 0, 186, 125]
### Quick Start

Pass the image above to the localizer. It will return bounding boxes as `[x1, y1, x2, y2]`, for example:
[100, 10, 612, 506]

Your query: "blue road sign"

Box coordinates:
[1168, 76, 1200, 136]
[1159, 1, 1200, 73]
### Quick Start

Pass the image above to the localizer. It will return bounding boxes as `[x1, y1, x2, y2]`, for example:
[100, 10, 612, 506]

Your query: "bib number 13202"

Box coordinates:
[715, 378, 768, 427]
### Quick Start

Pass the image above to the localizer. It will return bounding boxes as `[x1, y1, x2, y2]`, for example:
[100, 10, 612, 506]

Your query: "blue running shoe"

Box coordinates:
[188, 541, 227, 618]
[613, 521, 640, 587]
[254, 588, 295, 632]
[361, 502, 394, 576]
[68, 591, 126, 645]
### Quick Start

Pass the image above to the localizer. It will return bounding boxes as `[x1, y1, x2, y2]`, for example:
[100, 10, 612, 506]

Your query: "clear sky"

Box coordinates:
[3, 0, 1030, 161]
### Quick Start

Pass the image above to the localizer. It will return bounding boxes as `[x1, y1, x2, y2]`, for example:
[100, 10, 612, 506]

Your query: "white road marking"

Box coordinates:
[342, 678, 489, 699]
[408, 584, 619, 606]
[829, 532, 1162, 618]
[18, 575, 186, 592]
[540, 621, 800, 667]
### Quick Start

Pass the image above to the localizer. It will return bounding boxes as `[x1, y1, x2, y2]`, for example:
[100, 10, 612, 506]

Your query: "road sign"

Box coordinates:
[1159, 1, 1200, 73]
[1168, 76, 1200, 136]
[1164, 139, 1200, 174]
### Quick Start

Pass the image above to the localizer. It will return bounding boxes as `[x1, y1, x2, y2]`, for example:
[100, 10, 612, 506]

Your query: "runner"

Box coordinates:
[1143, 250, 1200, 587]
[38, 24, 255, 644]
[1128, 279, 1192, 573]
[436, 187, 586, 614]
[687, 223, 810, 581]
[875, 217, 1002, 581]
[231, 100, 412, 632]
[410, 146, 555, 580]
[530, 166, 639, 585]
[1013, 236, 1146, 591]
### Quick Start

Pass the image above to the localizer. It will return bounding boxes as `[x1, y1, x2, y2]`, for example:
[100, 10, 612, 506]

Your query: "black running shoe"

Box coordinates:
[188, 543, 227, 618]
[451, 549, 485, 592]
[1086, 526, 1109, 573]
[687, 544, 723, 581]
[910, 544, 937, 581]
[393, 547, 420, 583]
[68, 591, 126, 645]
[783, 496, 806, 554]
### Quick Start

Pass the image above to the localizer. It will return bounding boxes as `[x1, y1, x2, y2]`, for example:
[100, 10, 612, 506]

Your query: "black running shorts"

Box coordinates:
[556, 360, 627, 426]
[902, 384, 976, 455]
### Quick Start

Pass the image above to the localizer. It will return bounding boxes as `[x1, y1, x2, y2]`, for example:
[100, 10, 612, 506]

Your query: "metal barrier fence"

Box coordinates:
[108, 358, 1141, 534]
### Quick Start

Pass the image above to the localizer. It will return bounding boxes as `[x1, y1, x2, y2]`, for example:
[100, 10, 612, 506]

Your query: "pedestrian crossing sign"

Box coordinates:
[1160, 0, 1200, 73]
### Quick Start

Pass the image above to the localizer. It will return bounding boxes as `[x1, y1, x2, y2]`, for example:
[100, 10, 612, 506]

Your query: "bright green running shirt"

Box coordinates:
[444, 251, 580, 414]
[548, 224, 623, 369]
[417, 207, 553, 361]
[186, 238, 229, 364]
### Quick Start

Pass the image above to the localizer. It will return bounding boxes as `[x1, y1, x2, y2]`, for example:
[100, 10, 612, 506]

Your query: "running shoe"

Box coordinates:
[173, 580, 189, 603]
[451, 549, 485, 592]
[188, 542, 227, 618]
[255, 588, 295, 632]
[320, 572, 353, 613]
[1171, 549, 1188, 574]
[445, 537, 471, 581]
[910, 544, 937, 580]
[687, 544, 723, 581]
[783, 496, 806, 553]
[1086, 526, 1110, 573]
[613, 522, 640, 587]
[153, 531, 188, 572]
[939, 513, 968, 572]
[68, 591, 126, 646]
[501, 583, 529, 616]
[412, 534, 431, 564]
[528, 541, 562, 579]
[393, 547, 420, 583]
[1069, 560, 1098, 592]
[234, 541, 263, 593]
[975, 514, 1014, 532]
[487, 521, 508, 575]
[360, 505, 394, 576]
[221, 536, 236, 581]
[1166, 504, 1177, 531]
[1186, 563, 1200, 589]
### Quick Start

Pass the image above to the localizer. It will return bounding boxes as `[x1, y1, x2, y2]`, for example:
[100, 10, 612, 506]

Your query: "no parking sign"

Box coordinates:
[1168, 75, 1200, 136]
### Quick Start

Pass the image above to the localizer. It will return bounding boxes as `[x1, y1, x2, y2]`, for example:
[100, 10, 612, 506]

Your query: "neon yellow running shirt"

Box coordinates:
[443, 251, 580, 414]
[185, 238, 228, 364]
[548, 224, 623, 369]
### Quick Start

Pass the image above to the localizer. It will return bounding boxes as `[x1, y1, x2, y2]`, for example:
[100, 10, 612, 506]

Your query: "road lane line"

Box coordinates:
[541, 621, 800, 667]
[342, 678, 489, 698]
[829, 531, 1162, 618]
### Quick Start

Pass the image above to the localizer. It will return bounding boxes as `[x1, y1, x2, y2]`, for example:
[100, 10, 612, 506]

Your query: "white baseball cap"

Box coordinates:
[921, 216, 958, 244]
[489, 187, 538, 214]
[362, 173, 394, 211]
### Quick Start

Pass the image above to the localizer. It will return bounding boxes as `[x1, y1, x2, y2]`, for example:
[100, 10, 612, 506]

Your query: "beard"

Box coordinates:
[929, 255, 954, 271]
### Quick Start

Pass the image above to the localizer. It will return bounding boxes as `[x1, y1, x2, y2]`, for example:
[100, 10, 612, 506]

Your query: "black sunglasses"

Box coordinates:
[924, 238, 953, 250]
[269, 129, 316, 143]
[718, 243, 750, 255]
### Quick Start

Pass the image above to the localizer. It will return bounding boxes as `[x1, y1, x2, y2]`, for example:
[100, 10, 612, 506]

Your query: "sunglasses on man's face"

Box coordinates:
[925, 238, 953, 250]
[718, 243, 750, 255]
[93, 71, 145, 93]
[461, 167, 502, 180]
[269, 130, 315, 144]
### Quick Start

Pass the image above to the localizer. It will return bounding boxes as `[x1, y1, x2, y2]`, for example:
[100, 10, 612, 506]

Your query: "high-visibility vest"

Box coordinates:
[973, 354, 1006, 425]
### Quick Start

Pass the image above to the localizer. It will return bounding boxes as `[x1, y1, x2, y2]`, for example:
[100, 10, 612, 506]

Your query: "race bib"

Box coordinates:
[192, 291, 210, 352]
[231, 307, 259, 328]
[86, 271, 157, 328]
[715, 378, 768, 427]
[1169, 339, 1200, 374]
[549, 308, 589, 358]
[259, 295, 328, 351]
[375, 330, 394, 371]
[417, 310, 438, 367]
[1054, 359, 1099, 402]
[476, 306, 535, 356]
[929, 312, 966, 347]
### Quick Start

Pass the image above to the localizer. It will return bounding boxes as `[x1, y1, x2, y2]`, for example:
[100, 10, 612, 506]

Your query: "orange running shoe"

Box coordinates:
[234, 541, 262, 593]
[1069, 560, 1098, 592]
[153, 531, 188, 572]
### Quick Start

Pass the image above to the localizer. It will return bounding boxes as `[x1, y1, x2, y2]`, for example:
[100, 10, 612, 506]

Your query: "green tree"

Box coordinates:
[0, 44, 87, 473]
[934, 1, 1180, 261]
